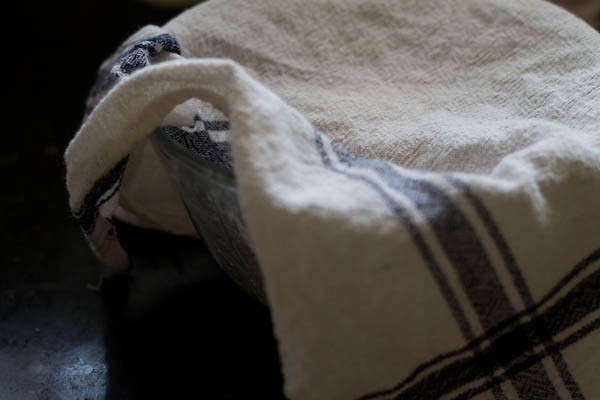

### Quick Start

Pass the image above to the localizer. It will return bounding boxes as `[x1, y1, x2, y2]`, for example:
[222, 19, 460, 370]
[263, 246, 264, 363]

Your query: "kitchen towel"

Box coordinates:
[65, 0, 600, 398]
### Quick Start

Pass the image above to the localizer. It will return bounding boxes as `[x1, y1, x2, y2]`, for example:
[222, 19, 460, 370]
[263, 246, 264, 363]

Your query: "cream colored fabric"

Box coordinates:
[66, 0, 600, 398]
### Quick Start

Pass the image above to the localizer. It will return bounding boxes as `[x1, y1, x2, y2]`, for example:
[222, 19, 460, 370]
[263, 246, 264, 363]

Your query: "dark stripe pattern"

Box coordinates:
[162, 114, 232, 169]
[85, 33, 181, 117]
[326, 135, 559, 398]
[312, 130, 598, 399]
[315, 133, 505, 399]
[359, 250, 600, 400]
[74, 156, 128, 233]
[445, 175, 584, 399]
[74, 33, 181, 235]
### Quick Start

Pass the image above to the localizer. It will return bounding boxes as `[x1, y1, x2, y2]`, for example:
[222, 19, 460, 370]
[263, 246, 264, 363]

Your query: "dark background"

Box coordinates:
[2, 1, 284, 399]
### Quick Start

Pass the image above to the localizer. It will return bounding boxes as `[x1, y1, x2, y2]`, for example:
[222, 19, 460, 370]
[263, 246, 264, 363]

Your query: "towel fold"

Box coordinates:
[65, 0, 600, 398]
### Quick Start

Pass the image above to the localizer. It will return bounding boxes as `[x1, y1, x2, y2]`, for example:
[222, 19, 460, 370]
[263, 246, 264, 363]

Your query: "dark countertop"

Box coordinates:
[2, 1, 284, 398]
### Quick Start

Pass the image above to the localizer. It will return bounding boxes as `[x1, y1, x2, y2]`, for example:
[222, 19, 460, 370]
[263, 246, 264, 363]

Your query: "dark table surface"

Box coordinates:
[2, 1, 284, 399]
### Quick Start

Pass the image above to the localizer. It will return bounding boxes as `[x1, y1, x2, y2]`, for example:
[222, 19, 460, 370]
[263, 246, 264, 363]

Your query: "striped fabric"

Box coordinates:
[65, 0, 600, 398]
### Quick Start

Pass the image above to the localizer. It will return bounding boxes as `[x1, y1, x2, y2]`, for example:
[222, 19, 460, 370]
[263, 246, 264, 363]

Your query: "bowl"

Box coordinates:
[151, 128, 266, 303]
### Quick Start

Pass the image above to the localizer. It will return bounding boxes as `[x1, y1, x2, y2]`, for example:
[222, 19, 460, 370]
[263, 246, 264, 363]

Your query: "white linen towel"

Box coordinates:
[65, 0, 600, 398]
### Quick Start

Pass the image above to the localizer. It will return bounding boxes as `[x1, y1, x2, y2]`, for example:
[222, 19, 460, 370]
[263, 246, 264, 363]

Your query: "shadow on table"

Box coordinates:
[101, 223, 285, 400]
